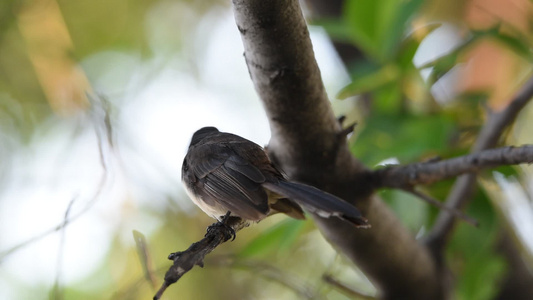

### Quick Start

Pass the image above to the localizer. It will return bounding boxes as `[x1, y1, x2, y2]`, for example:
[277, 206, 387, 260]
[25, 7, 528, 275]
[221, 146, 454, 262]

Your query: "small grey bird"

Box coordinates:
[181, 127, 369, 228]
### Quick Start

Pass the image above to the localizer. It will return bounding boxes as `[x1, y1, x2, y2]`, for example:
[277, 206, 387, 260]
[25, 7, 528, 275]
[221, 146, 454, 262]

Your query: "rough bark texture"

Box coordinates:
[232, 0, 443, 298]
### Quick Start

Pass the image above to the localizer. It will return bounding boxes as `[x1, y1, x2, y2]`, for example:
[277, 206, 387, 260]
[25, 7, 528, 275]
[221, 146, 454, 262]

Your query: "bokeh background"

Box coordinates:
[0, 0, 532, 299]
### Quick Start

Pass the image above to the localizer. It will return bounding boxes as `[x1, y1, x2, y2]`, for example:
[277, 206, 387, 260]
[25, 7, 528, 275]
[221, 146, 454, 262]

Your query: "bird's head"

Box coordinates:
[189, 126, 219, 147]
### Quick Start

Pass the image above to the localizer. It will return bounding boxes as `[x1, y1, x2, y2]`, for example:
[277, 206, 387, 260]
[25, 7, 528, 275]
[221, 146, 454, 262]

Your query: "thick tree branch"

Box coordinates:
[425, 75, 533, 253]
[373, 145, 533, 189]
[232, 0, 443, 299]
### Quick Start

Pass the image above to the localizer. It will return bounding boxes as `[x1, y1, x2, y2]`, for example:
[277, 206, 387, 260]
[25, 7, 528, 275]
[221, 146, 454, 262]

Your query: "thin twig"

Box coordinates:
[133, 230, 158, 290]
[51, 196, 77, 300]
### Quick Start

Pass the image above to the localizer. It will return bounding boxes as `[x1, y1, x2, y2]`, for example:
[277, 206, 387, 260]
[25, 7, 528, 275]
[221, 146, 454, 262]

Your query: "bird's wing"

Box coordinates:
[189, 143, 269, 220]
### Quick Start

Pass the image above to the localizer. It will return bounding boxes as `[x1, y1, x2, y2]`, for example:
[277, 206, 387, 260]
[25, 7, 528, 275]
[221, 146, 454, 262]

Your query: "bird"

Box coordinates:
[181, 127, 370, 231]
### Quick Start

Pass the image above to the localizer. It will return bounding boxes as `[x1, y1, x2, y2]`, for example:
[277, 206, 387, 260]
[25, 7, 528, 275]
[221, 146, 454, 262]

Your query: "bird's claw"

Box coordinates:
[206, 211, 236, 242]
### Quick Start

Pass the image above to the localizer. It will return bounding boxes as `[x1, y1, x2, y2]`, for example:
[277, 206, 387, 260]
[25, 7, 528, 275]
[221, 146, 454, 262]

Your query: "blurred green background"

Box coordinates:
[0, 0, 532, 299]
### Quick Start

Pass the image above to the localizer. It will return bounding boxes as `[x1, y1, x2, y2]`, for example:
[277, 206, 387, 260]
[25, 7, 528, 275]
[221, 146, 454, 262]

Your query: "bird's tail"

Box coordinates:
[262, 180, 370, 228]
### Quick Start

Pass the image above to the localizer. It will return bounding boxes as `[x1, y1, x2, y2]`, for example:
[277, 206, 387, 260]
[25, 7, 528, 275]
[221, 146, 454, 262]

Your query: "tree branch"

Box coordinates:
[153, 219, 238, 300]
[425, 75, 533, 253]
[232, 0, 443, 299]
[373, 145, 533, 189]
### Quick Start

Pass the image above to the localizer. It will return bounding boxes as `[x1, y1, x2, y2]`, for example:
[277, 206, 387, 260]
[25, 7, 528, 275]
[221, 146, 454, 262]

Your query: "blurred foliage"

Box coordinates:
[319, 0, 533, 299]
[378, 189, 428, 232]
[352, 113, 457, 166]
[1, 0, 533, 300]
[238, 218, 307, 258]
[447, 191, 507, 300]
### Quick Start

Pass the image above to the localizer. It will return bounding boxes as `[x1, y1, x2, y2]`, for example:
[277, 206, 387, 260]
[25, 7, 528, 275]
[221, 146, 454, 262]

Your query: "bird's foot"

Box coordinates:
[206, 211, 237, 242]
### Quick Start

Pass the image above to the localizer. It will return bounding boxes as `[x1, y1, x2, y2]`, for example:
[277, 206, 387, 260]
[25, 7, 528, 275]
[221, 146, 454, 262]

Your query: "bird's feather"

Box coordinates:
[262, 180, 369, 227]
[186, 142, 269, 221]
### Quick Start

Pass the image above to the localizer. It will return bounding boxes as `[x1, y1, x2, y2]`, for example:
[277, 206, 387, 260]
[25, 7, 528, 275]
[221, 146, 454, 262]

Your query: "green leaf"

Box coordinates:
[380, 0, 425, 60]
[380, 190, 428, 231]
[344, 0, 425, 61]
[421, 26, 533, 85]
[352, 114, 456, 166]
[344, 0, 381, 58]
[492, 165, 520, 177]
[421, 36, 474, 84]
[418, 33, 476, 68]
[312, 18, 353, 43]
[397, 23, 442, 69]
[337, 64, 400, 99]
[373, 81, 403, 113]
[238, 219, 306, 258]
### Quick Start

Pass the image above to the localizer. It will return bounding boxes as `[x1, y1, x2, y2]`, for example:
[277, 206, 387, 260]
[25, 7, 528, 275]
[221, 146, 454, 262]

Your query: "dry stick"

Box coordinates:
[425, 75, 533, 253]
